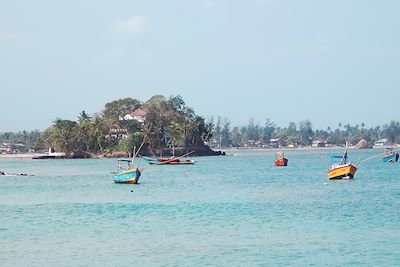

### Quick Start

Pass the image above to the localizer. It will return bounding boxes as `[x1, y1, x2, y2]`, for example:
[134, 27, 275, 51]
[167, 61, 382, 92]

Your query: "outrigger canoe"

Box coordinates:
[142, 156, 195, 165]
[112, 159, 141, 184]
[327, 144, 357, 180]
[383, 147, 399, 162]
[327, 163, 357, 180]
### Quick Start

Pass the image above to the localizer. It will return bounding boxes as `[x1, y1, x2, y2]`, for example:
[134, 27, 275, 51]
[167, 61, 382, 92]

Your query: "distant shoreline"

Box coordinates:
[0, 145, 392, 159]
[218, 145, 391, 153]
[0, 153, 41, 159]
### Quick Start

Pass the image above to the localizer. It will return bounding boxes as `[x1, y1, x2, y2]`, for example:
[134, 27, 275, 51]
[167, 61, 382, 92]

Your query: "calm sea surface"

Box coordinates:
[1, 149, 399, 266]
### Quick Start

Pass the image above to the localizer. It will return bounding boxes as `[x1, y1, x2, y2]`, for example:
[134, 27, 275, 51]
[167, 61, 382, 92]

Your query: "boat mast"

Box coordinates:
[341, 141, 349, 164]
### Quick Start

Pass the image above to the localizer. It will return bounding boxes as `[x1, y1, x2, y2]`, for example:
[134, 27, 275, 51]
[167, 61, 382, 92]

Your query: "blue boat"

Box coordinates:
[383, 147, 399, 162]
[112, 159, 141, 184]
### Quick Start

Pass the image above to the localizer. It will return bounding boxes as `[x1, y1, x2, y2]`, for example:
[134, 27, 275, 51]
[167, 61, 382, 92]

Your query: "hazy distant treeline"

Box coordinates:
[208, 117, 400, 147]
[0, 130, 41, 152]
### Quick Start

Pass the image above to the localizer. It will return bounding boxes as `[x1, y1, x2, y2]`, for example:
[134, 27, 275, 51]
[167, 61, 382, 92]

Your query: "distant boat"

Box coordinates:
[0, 171, 33, 176]
[112, 159, 141, 184]
[383, 147, 399, 162]
[142, 150, 196, 165]
[142, 156, 195, 165]
[327, 144, 357, 180]
[274, 151, 288, 166]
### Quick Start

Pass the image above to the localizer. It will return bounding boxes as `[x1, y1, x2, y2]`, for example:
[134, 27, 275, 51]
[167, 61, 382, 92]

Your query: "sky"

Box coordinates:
[1, 0, 399, 132]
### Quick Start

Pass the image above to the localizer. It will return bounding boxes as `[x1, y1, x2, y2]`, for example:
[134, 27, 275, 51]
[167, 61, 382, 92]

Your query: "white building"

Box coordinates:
[374, 138, 388, 146]
[120, 108, 146, 123]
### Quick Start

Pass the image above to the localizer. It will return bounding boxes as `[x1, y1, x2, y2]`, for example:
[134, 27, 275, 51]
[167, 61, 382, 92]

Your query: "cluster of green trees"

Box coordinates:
[0, 131, 41, 152]
[2, 96, 400, 154]
[209, 118, 400, 148]
[33, 95, 211, 156]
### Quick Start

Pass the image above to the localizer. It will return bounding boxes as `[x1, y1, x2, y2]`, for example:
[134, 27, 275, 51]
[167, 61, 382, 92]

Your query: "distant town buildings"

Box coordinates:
[0, 143, 12, 154]
[108, 125, 128, 140]
[374, 138, 388, 146]
[311, 139, 328, 147]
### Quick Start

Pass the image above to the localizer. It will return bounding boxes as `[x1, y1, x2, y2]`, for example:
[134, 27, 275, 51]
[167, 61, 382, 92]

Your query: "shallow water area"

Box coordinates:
[1, 149, 399, 266]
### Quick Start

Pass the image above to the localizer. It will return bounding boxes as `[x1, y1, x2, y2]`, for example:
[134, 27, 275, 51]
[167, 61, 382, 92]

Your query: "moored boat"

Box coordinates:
[143, 156, 195, 165]
[327, 163, 357, 180]
[383, 147, 399, 162]
[142, 151, 196, 165]
[274, 151, 288, 166]
[112, 159, 141, 184]
[327, 144, 357, 180]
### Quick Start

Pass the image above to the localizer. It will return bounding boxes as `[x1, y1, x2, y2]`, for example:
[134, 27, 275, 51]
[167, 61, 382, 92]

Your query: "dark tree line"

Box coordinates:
[209, 117, 400, 148]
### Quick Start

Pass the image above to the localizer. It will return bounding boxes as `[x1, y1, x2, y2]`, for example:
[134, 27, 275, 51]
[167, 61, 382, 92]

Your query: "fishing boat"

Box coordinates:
[143, 156, 195, 165]
[327, 145, 357, 180]
[112, 159, 141, 184]
[274, 151, 288, 166]
[142, 150, 196, 165]
[382, 147, 399, 162]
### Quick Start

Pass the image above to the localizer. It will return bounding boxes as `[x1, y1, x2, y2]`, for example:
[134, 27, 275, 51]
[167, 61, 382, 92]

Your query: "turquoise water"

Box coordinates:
[1, 149, 399, 266]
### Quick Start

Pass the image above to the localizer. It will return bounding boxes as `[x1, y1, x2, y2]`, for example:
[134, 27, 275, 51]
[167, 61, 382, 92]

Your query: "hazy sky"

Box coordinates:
[1, 0, 399, 132]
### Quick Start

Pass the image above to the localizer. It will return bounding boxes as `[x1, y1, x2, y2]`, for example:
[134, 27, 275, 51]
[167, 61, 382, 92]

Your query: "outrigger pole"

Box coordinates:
[153, 150, 196, 165]
[305, 146, 331, 163]
[141, 150, 196, 169]
[356, 152, 386, 166]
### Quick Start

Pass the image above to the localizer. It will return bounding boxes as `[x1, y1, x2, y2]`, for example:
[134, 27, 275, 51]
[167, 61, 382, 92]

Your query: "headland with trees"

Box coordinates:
[1, 94, 399, 157]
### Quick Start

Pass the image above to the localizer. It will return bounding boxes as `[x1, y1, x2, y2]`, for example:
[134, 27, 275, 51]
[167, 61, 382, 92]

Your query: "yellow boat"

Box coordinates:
[327, 163, 357, 180]
[327, 143, 357, 180]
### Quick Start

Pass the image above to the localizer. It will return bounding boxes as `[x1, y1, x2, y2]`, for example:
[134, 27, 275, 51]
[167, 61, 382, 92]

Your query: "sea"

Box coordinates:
[0, 149, 399, 266]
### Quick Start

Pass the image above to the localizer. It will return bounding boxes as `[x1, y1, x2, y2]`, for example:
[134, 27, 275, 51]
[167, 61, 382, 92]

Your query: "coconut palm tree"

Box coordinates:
[77, 110, 91, 123]
[52, 118, 78, 153]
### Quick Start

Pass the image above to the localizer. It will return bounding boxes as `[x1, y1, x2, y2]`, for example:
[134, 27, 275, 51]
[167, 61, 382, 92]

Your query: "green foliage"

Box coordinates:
[6, 95, 400, 154]
[0, 130, 41, 152]
[103, 98, 141, 122]
[28, 95, 209, 156]
[383, 121, 400, 144]
[207, 119, 396, 148]
[52, 118, 78, 153]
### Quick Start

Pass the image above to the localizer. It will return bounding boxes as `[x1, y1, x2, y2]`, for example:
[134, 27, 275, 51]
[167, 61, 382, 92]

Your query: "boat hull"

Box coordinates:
[149, 160, 195, 165]
[274, 158, 288, 166]
[113, 170, 140, 184]
[383, 153, 399, 162]
[327, 164, 357, 180]
[144, 156, 195, 165]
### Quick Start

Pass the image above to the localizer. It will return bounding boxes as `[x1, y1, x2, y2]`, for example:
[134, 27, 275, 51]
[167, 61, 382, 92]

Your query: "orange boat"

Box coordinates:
[274, 151, 288, 166]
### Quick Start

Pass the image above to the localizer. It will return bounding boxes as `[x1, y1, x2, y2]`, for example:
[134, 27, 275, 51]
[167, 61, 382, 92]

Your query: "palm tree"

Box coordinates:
[78, 110, 91, 123]
[204, 120, 214, 142]
[167, 121, 182, 156]
[92, 116, 108, 153]
[53, 119, 78, 153]
[76, 120, 91, 151]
